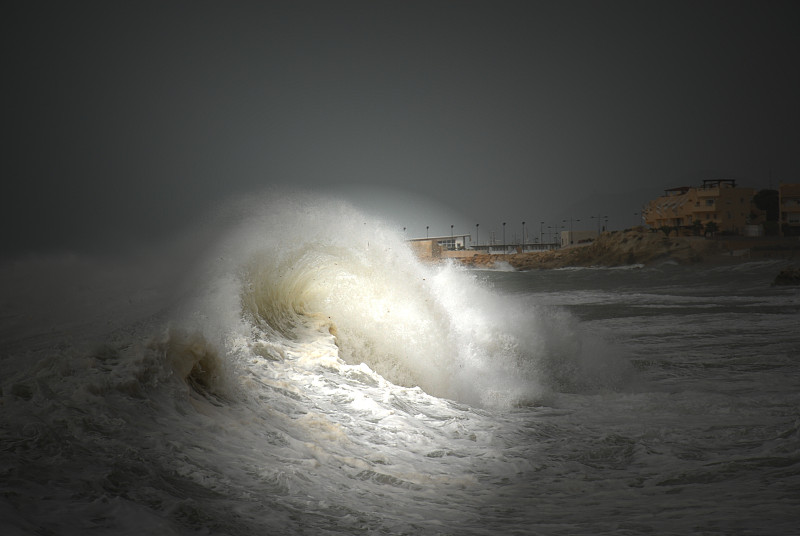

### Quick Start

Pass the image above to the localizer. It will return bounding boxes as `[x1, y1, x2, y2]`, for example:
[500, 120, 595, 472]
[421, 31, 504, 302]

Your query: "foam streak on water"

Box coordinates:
[1, 196, 799, 535]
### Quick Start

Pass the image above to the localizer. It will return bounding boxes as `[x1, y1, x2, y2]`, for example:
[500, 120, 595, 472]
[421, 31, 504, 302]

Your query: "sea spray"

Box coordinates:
[164, 192, 626, 407]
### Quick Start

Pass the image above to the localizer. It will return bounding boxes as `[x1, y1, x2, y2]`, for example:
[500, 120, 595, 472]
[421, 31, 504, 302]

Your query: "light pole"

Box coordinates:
[426, 225, 429, 238]
[562, 218, 580, 244]
[522, 221, 526, 252]
[502, 222, 506, 254]
[451, 224, 454, 249]
[540, 221, 544, 245]
[591, 215, 607, 234]
[475, 223, 479, 249]
[548, 224, 565, 246]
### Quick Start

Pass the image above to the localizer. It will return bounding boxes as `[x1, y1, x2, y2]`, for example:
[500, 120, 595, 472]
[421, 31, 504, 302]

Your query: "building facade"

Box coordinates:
[779, 183, 800, 236]
[560, 230, 598, 248]
[644, 179, 758, 235]
[407, 235, 471, 259]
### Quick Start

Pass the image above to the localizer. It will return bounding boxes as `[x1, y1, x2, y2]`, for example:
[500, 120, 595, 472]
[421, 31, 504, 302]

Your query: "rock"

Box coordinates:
[453, 229, 726, 270]
[448, 230, 799, 271]
[773, 268, 800, 286]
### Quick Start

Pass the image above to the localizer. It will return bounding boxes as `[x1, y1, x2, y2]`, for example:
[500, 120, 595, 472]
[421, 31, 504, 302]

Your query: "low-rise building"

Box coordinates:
[407, 235, 471, 260]
[644, 179, 758, 235]
[560, 230, 598, 247]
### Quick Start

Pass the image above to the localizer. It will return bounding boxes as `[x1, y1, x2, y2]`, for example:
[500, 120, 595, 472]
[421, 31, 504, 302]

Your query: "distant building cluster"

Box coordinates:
[407, 233, 557, 260]
[407, 180, 800, 261]
[643, 179, 800, 237]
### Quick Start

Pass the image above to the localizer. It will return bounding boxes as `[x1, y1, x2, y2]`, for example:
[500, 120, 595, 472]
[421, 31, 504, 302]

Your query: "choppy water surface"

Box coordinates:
[2, 200, 799, 535]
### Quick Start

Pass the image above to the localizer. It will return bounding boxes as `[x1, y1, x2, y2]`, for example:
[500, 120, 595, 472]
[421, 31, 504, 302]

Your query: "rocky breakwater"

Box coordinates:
[459, 229, 726, 270]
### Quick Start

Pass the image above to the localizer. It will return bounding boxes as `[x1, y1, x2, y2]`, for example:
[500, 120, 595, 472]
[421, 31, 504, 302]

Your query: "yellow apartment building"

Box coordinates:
[644, 179, 758, 234]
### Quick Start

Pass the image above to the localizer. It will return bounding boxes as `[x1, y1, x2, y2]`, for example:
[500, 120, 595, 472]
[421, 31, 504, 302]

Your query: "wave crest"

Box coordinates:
[173, 193, 628, 407]
[238, 206, 459, 398]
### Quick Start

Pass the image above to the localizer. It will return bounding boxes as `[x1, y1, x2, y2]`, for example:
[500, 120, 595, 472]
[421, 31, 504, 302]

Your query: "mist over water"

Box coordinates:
[2, 194, 798, 535]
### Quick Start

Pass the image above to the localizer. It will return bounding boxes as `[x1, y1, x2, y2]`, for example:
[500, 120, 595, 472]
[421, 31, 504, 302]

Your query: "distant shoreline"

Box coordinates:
[451, 229, 800, 270]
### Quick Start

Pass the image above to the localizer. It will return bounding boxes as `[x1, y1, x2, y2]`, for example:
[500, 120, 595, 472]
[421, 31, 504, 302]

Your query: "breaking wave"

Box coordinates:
[165, 193, 627, 408]
[0, 192, 652, 536]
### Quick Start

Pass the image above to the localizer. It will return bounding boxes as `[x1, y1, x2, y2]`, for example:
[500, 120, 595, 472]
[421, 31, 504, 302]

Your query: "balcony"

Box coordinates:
[697, 188, 720, 197]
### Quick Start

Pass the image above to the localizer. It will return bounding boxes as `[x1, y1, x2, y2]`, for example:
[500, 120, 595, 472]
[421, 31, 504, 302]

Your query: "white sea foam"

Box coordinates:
[161, 193, 626, 407]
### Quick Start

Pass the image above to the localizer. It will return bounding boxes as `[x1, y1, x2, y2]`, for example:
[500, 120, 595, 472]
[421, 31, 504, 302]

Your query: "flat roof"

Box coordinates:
[407, 235, 471, 242]
[780, 183, 800, 196]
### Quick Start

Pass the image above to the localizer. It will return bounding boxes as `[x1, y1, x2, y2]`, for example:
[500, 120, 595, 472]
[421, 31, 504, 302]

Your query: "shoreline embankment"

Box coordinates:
[451, 229, 800, 271]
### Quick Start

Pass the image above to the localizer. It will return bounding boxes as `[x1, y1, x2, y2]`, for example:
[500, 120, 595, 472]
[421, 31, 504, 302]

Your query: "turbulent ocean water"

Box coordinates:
[2, 198, 799, 535]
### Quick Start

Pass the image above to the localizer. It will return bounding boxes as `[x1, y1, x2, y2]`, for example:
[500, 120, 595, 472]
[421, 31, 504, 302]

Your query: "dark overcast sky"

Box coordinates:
[4, 0, 799, 256]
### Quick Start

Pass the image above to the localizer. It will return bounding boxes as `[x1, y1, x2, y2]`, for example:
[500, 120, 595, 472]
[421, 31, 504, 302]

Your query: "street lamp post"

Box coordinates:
[592, 215, 598, 233]
[562, 218, 580, 244]
[476, 223, 479, 249]
[426, 225, 429, 238]
[548, 224, 566, 246]
[591, 215, 608, 234]
[502, 222, 506, 254]
[522, 221, 526, 252]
